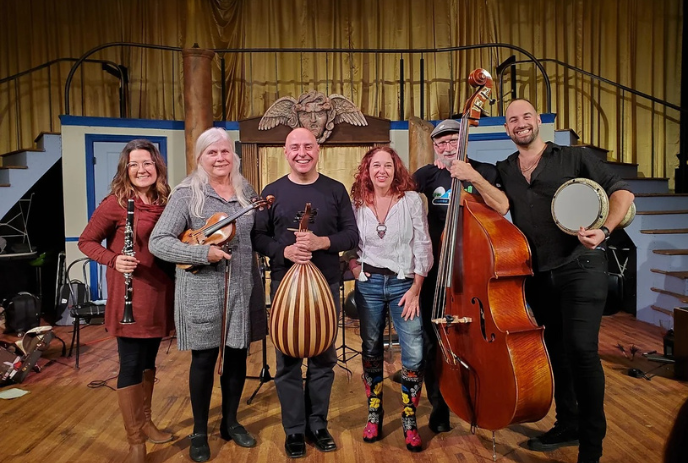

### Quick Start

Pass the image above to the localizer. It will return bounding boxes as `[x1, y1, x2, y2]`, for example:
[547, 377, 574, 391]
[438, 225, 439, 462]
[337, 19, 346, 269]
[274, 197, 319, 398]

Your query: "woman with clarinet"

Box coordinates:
[78, 139, 175, 463]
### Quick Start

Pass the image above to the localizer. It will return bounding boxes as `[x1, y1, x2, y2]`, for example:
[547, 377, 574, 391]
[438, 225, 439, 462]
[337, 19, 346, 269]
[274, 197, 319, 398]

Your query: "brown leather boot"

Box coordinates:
[118, 384, 147, 463]
[142, 369, 173, 443]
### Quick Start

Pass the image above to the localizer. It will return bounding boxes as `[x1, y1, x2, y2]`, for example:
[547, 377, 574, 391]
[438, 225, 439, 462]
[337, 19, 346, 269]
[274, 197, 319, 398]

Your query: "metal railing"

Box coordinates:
[0, 57, 127, 151]
[1, 42, 682, 180]
[496, 57, 684, 177]
[62, 42, 551, 118]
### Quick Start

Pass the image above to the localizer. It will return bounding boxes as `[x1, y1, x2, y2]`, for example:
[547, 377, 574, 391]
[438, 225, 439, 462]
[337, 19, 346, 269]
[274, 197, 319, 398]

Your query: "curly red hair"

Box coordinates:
[351, 146, 417, 207]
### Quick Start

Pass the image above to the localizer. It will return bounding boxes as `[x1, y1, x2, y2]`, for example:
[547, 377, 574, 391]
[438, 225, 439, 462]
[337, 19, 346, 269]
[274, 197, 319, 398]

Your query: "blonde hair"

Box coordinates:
[173, 127, 250, 217]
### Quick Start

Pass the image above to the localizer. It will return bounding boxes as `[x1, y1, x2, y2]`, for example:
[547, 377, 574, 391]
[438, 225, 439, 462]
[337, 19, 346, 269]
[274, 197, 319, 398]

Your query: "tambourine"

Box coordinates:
[618, 201, 636, 228]
[551, 178, 609, 235]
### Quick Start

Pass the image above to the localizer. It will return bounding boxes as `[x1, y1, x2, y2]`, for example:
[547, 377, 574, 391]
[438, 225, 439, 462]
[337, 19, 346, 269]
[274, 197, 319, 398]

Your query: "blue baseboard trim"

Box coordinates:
[213, 121, 241, 130]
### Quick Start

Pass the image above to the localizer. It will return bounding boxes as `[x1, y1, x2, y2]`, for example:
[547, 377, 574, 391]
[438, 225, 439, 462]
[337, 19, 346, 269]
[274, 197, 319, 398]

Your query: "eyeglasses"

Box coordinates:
[127, 161, 156, 170]
[433, 138, 459, 150]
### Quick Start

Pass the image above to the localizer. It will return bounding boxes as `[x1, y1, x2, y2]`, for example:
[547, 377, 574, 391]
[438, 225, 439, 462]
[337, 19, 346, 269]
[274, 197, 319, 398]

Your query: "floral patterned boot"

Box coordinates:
[362, 356, 384, 443]
[401, 367, 423, 452]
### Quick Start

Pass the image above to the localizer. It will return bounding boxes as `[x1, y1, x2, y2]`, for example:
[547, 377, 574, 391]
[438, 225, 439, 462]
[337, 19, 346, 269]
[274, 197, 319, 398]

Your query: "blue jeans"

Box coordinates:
[355, 274, 424, 371]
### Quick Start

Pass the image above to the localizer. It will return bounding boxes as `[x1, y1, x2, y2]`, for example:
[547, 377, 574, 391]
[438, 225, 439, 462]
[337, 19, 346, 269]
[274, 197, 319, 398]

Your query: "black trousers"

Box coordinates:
[117, 337, 162, 388]
[419, 265, 449, 417]
[189, 346, 248, 435]
[271, 280, 340, 435]
[526, 249, 608, 460]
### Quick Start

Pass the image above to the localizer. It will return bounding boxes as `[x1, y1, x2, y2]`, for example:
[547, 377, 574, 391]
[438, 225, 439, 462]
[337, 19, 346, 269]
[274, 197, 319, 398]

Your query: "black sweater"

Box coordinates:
[252, 174, 359, 285]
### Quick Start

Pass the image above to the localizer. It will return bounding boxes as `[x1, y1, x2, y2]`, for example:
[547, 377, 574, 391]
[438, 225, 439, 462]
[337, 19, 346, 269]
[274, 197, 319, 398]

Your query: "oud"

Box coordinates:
[270, 203, 338, 359]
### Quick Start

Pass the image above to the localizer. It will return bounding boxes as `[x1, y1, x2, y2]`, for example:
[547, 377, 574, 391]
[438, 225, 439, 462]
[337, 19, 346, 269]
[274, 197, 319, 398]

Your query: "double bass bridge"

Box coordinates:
[431, 315, 473, 325]
[434, 316, 472, 369]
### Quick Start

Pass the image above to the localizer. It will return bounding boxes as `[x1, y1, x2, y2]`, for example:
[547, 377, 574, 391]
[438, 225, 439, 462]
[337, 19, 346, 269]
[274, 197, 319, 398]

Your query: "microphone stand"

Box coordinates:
[246, 255, 273, 404]
[247, 333, 272, 404]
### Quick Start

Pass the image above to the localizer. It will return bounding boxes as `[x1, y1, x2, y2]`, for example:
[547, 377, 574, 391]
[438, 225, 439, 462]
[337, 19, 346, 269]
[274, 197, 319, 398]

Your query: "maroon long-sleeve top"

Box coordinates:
[78, 195, 174, 338]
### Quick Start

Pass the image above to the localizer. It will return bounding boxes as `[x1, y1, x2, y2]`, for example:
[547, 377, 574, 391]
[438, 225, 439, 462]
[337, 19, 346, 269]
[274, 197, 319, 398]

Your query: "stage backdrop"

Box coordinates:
[0, 0, 682, 183]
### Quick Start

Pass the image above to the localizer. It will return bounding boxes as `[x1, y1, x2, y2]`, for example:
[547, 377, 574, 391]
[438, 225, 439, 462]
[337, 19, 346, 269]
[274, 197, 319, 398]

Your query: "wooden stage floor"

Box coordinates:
[1, 312, 686, 463]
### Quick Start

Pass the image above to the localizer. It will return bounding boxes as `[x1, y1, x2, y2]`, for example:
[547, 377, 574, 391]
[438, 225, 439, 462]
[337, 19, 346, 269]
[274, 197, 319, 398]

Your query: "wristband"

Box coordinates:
[600, 226, 611, 240]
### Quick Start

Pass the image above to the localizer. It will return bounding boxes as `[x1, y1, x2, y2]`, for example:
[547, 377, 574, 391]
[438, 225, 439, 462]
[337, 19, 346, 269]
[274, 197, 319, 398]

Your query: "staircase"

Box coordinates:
[555, 131, 688, 329]
[0, 133, 62, 220]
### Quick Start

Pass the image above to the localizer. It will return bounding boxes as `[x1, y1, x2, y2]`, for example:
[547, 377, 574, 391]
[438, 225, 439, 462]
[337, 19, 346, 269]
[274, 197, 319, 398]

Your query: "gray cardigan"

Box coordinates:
[149, 181, 266, 351]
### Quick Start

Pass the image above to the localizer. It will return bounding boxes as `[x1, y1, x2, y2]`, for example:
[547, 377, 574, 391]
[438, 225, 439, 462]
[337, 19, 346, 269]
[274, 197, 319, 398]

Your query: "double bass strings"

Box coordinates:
[432, 114, 470, 364]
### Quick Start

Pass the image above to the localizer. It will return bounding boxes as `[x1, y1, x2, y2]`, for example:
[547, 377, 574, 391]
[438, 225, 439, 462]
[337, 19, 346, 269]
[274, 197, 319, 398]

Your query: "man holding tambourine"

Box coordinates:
[448, 98, 634, 463]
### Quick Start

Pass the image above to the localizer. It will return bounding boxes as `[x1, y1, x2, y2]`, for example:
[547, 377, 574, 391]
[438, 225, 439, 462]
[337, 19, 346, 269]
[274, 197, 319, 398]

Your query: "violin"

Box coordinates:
[177, 195, 273, 271]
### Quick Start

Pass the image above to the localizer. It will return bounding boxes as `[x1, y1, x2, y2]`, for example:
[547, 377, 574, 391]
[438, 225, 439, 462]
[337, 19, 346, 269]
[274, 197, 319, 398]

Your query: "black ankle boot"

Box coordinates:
[189, 433, 210, 462]
[220, 423, 257, 448]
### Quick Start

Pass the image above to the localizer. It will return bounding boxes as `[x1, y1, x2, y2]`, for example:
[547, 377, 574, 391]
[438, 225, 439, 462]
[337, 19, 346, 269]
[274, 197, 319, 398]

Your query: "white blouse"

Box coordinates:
[353, 191, 433, 280]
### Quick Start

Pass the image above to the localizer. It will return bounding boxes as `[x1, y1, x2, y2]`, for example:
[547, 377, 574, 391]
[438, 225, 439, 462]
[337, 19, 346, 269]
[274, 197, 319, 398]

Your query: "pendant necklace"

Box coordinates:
[518, 144, 547, 173]
[372, 195, 393, 239]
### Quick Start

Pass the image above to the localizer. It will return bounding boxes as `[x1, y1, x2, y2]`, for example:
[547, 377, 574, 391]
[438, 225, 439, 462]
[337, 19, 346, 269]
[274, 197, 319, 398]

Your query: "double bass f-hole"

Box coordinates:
[473, 297, 495, 343]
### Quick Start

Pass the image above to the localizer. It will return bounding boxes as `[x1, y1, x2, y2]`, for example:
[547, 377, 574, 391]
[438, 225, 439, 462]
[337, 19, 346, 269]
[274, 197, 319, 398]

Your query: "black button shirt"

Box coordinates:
[495, 142, 631, 272]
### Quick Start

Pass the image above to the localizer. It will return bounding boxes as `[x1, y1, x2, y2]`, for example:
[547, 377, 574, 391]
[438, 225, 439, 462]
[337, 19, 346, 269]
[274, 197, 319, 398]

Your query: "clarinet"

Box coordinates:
[120, 199, 136, 324]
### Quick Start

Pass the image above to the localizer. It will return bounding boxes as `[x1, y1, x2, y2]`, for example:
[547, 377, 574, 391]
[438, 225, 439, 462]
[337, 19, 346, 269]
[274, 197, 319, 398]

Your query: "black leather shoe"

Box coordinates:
[189, 433, 210, 462]
[527, 422, 579, 451]
[220, 423, 257, 448]
[429, 408, 451, 433]
[306, 428, 337, 452]
[285, 433, 306, 458]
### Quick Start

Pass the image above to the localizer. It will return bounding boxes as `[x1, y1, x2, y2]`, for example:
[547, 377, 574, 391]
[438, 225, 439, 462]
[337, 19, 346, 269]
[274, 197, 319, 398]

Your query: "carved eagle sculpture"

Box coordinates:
[258, 90, 368, 143]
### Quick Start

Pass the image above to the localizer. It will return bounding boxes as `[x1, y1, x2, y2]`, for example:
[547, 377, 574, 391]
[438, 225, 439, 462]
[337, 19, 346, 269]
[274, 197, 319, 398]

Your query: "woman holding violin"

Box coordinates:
[348, 146, 433, 452]
[150, 128, 266, 462]
[78, 139, 174, 463]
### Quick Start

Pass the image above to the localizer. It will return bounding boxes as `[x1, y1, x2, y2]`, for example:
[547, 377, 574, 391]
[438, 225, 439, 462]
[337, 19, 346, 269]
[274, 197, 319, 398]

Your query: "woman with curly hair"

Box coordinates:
[78, 139, 174, 463]
[347, 146, 433, 452]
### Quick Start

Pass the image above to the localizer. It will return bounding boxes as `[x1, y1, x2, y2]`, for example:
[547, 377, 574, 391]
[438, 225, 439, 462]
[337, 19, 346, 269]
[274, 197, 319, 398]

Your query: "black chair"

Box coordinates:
[65, 257, 106, 369]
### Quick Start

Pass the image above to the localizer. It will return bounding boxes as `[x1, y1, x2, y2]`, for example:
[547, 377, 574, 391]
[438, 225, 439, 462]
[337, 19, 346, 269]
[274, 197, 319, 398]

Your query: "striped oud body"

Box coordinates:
[270, 261, 337, 358]
[270, 202, 338, 359]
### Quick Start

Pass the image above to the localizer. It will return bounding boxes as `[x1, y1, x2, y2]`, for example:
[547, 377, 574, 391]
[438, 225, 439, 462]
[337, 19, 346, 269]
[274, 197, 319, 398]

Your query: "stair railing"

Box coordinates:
[0, 58, 127, 152]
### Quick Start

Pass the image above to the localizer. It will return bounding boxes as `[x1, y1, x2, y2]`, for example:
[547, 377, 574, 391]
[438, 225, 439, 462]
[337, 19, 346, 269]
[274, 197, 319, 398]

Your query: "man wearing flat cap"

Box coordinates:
[412, 119, 501, 433]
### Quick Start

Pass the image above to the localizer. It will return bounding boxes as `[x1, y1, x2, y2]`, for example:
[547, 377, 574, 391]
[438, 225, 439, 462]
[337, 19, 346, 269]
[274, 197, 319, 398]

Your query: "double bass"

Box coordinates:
[432, 69, 553, 432]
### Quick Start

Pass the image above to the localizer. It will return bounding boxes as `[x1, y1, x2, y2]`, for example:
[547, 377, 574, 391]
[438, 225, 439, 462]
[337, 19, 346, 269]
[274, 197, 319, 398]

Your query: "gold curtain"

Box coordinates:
[240, 142, 259, 192]
[0, 0, 682, 183]
[258, 145, 370, 193]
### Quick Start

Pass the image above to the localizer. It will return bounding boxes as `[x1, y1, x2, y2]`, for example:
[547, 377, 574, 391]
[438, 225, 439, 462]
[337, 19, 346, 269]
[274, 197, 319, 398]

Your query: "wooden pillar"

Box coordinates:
[182, 47, 215, 174]
[408, 116, 435, 173]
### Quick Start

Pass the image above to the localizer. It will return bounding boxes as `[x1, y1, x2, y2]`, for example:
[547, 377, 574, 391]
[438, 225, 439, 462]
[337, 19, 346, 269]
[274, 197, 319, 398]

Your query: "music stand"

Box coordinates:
[246, 255, 273, 405]
[337, 263, 360, 376]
